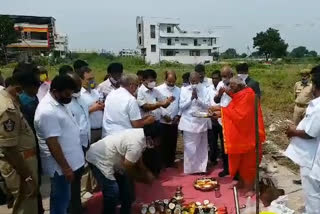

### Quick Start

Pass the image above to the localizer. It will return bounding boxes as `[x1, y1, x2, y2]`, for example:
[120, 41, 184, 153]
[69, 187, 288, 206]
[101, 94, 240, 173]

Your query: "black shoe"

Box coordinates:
[218, 170, 229, 177]
[293, 179, 302, 185]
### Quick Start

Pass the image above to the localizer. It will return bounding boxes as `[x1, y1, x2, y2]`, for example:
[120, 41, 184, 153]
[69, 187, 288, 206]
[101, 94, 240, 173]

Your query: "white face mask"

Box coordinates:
[72, 92, 81, 98]
[238, 74, 248, 82]
[166, 84, 175, 91]
[191, 83, 198, 90]
[109, 77, 118, 85]
[147, 81, 156, 89]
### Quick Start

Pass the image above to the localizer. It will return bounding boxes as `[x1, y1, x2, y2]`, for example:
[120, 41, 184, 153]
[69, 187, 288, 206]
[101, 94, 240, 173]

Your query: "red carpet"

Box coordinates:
[85, 162, 251, 214]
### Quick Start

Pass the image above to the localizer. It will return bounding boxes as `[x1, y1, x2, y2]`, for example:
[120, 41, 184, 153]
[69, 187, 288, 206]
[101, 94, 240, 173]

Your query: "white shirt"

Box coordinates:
[37, 81, 50, 101]
[81, 87, 103, 129]
[285, 97, 320, 171]
[68, 96, 91, 148]
[102, 87, 141, 137]
[201, 77, 213, 89]
[86, 128, 146, 180]
[97, 78, 117, 99]
[137, 84, 165, 120]
[34, 93, 85, 177]
[156, 83, 181, 124]
[178, 85, 210, 133]
[208, 81, 224, 106]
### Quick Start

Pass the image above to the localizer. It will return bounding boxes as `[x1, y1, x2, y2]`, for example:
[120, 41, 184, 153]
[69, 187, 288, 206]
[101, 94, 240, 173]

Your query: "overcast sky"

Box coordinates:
[1, 0, 320, 54]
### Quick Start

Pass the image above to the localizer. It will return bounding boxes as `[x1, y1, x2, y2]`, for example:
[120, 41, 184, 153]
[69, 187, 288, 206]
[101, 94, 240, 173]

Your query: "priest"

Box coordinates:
[209, 76, 266, 196]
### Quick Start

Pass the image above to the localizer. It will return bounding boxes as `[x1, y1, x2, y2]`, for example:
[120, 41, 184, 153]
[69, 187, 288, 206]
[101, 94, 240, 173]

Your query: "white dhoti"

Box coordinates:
[300, 167, 320, 214]
[183, 131, 208, 174]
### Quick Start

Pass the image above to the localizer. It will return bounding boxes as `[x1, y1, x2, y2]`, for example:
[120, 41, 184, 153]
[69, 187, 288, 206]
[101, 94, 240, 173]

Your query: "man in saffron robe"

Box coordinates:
[209, 76, 266, 196]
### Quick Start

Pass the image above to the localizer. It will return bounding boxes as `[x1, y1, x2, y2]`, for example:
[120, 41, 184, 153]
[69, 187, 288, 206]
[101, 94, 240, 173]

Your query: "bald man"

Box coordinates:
[179, 72, 211, 174]
[156, 71, 181, 167]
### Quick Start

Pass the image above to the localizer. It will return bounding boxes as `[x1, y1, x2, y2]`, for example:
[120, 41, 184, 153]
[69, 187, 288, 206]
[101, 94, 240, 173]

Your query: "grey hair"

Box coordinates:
[229, 76, 246, 87]
[189, 71, 200, 81]
[120, 73, 138, 87]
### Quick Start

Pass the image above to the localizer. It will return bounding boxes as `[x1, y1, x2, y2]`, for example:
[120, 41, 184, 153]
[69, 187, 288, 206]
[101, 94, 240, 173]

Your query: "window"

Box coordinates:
[138, 36, 142, 45]
[213, 38, 217, 44]
[208, 49, 212, 55]
[175, 38, 179, 42]
[203, 39, 207, 42]
[151, 45, 156, 52]
[209, 39, 213, 46]
[194, 39, 198, 46]
[167, 39, 172, 46]
[138, 24, 142, 33]
[30, 32, 47, 40]
[164, 50, 175, 56]
[150, 25, 156, 38]
[190, 50, 200, 56]
[167, 26, 173, 33]
[181, 43, 188, 46]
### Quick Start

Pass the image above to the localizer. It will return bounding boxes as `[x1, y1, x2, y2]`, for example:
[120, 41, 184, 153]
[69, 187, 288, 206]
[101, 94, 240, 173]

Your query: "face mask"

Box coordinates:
[72, 92, 81, 98]
[238, 74, 248, 82]
[166, 84, 174, 91]
[59, 97, 72, 104]
[40, 74, 47, 82]
[191, 84, 198, 90]
[109, 77, 118, 85]
[88, 80, 96, 89]
[222, 78, 230, 86]
[302, 79, 309, 85]
[147, 81, 156, 89]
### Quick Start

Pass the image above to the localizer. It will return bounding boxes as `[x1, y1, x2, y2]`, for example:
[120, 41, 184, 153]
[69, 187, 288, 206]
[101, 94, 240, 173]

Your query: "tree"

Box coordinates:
[240, 53, 247, 58]
[253, 28, 288, 61]
[308, 50, 318, 57]
[221, 48, 238, 59]
[290, 46, 309, 58]
[0, 16, 17, 64]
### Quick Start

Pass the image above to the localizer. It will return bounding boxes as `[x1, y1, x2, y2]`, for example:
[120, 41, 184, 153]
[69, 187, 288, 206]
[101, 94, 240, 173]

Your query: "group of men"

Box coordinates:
[285, 65, 320, 214]
[0, 60, 267, 214]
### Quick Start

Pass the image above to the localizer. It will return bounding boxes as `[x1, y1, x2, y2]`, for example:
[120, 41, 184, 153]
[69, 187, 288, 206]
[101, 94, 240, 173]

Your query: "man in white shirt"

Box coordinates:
[195, 64, 213, 89]
[207, 70, 229, 177]
[102, 73, 155, 137]
[137, 69, 174, 121]
[97, 63, 123, 99]
[285, 66, 320, 214]
[36, 66, 51, 101]
[179, 72, 210, 174]
[214, 66, 234, 104]
[156, 70, 181, 168]
[86, 127, 157, 214]
[74, 60, 105, 143]
[34, 75, 85, 214]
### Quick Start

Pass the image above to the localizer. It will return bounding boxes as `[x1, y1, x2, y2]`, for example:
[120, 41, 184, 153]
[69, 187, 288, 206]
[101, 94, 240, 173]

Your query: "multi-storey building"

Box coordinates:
[136, 16, 219, 64]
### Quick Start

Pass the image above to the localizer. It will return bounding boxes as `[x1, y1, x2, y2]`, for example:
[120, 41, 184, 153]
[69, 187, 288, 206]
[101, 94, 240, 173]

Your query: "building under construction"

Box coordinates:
[0, 14, 68, 59]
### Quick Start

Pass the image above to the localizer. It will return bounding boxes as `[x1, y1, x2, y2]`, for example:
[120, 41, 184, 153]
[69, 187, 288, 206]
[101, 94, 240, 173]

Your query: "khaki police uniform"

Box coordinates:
[0, 90, 38, 214]
[293, 83, 313, 125]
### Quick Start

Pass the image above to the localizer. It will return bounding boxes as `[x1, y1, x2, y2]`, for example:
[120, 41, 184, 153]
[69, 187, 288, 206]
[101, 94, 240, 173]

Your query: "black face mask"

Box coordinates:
[58, 97, 72, 104]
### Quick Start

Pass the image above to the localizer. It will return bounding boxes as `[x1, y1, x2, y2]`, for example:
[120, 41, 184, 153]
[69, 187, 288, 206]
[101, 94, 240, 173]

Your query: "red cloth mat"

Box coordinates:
[85, 162, 252, 214]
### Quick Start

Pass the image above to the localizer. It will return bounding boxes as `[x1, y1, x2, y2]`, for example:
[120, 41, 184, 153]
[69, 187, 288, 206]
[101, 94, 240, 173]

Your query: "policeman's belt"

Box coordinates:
[295, 103, 308, 108]
[20, 148, 36, 160]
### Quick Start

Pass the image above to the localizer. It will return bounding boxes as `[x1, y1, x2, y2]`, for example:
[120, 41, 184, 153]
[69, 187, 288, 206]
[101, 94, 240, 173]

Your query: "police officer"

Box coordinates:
[293, 69, 313, 125]
[0, 73, 38, 214]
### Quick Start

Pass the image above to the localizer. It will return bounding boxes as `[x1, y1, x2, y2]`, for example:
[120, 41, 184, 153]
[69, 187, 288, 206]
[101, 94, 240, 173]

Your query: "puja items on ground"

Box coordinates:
[194, 177, 219, 192]
[183, 200, 223, 214]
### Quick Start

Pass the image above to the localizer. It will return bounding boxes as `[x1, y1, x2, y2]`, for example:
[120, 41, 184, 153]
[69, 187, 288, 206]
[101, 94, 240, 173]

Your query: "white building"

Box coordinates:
[136, 16, 219, 64]
[54, 33, 69, 57]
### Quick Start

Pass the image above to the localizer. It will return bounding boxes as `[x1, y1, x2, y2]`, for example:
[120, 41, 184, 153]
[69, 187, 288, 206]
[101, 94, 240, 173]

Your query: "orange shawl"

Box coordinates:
[222, 87, 266, 154]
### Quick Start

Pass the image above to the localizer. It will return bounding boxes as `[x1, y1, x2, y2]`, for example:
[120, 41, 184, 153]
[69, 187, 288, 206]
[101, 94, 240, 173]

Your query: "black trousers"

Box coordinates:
[69, 166, 84, 214]
[208, 120, 229, 172]
[160, 123, 178, 167]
